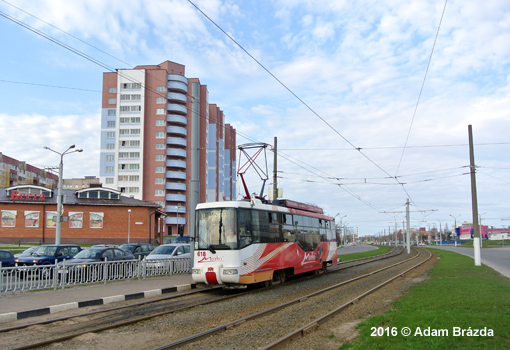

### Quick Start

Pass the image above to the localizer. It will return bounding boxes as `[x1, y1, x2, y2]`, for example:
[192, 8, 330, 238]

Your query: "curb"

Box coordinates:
[0, 283, 197, 324]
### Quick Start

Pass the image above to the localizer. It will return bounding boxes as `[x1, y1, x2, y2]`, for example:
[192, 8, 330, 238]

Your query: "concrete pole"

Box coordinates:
[468, 125, 481, 266]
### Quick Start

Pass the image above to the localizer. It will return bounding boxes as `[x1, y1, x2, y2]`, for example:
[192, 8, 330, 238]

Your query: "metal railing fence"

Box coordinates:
[0, 258, 190, 294]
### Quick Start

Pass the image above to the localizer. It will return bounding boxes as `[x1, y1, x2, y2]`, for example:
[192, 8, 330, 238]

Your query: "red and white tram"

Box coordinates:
[192, 198, 338, 288]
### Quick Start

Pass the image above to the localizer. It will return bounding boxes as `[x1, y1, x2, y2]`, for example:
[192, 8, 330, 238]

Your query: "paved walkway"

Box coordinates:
[0, 274, 196, 323]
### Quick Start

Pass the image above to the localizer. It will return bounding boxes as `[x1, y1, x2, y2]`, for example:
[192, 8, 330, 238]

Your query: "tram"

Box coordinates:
[192, 197, 338, 288]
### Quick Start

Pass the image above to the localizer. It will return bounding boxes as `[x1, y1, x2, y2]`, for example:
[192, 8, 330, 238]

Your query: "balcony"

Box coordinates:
[167, 92, 187, 104]
[166, 148, 187, 158]
[167, 103, 187, 115]
[166, 171, 186, 180]
[165, 216, 186, 225]
[167, 81, 187, 94]
[167, 114, 187, 126]
[167, 126, 187, 136]
[167, 137, 187, 147]
[165, 193, 186, 202]
[166, 160, 186, 169]
[166, 182, 186, 191]
[165, 205, 187, 214]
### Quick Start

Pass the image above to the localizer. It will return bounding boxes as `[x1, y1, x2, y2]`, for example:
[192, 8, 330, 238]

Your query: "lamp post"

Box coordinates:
[128, 209, 131, 243]
[450, 214, 461, 247]
[176, 204, 181, 236]
[44, 145, 82, 245]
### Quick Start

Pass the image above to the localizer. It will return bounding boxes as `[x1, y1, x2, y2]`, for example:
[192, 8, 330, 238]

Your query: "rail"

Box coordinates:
[0, 258, 191, 294]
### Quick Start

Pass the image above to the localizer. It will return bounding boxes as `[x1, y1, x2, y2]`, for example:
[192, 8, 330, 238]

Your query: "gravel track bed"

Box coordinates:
[26, 249, 435, 350]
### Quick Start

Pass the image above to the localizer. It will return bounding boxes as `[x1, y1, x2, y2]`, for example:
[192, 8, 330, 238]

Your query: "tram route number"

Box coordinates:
[197, 251, 207, 257]
[371, 327, 398, 337]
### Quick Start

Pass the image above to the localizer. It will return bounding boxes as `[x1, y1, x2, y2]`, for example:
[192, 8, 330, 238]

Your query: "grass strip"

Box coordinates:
[338, 245, 392, 262]
[339, 248, 510, 350]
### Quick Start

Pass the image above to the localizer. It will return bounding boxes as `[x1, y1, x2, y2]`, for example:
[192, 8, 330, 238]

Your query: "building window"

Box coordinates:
[129, 164, 140, 170]
[129, 175, 139, 181]
[155, 166, 164, 173]
[120, 106, 130, 112]
[157, 97, 166, 104]
[130, 129, 140, 135]
[107, 132, 115, 138]
[156, 131, 165, 138]
[130, 140, 140, 147]
[155, 189, 165, 196]
[108, 109, 116, 116]
[129, 152, 140, 158]
[128, 187, 139, 193]
[106, 155, 114, 162]
[156, 119, 165, 126]
[107, 121, 115, 128]
[155, 154, 165, 161]
[155, 201, 164, 207]
[105, 178, 114, 184]
[156, 108, 166, 115]
[109, 87, 117, 93]
[131, 106, 141, 112]
[156, 143, 165, 149]
[119, 129, 129, 135]
[25, 211, 40, 228]
[106, 143, 115, 150]
[118, 175, 128, 181]
[121, 83, 141, 89]
[118, 152, 129, 158]
[108, 98, 116, 104]
[155, 177, 164, 184]
[106, 166, 114, 173]
[120, 117, 129, 123]
[157, 85, 166, 92]
[130, 117, 140, 123]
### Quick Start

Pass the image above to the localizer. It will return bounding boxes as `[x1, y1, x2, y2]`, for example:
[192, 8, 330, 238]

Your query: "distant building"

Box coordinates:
[0, 153, 58, 189]
[99, 60, 236, 237]
[63, 176, 101, 190]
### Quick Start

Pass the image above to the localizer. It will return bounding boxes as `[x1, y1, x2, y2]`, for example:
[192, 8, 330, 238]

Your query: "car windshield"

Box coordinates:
[32, 246, 57, 256]
[22, 247, 37, 254]
[151, 245, 176, 255]
[119, 244, 135, 252]
[74, 249, 103, 259]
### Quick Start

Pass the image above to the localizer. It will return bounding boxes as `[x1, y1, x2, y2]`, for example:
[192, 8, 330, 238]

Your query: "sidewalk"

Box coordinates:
[0, 273, 196, 324]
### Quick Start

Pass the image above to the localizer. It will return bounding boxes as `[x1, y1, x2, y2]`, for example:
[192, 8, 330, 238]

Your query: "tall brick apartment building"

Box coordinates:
[99, 61, 236, 238]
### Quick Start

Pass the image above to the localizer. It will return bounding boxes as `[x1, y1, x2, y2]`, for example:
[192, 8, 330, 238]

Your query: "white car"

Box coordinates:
[145, 244, 190, 275]
[146, 244, 190, 260]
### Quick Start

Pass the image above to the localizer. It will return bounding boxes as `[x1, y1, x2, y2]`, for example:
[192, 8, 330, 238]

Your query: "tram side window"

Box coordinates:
[282, 214, 295, 242]
[252, 210, 270, 243]
[238, 209, 253, 248]
[268, 213, 283, 242]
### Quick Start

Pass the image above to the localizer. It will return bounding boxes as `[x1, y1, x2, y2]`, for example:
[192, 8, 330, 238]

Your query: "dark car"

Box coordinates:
[13, 246, 38, 259]
[119, 243, 154, 260]
[15, 245, 82, 266]
[0, 250, 15, 268]
[58, 247, 136, 282]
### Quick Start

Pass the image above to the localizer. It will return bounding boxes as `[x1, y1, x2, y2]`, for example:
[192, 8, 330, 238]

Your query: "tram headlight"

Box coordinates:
[222, 268, 238, 275]
[192, 268, 201, 275]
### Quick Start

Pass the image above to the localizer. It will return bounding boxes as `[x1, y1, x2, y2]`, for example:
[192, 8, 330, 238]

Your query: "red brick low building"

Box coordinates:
[0, 185, 166, 245]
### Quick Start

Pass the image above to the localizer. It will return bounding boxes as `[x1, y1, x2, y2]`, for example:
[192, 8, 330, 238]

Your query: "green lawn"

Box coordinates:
[339, 248, 510, 349]
[338, 245, 393, 262]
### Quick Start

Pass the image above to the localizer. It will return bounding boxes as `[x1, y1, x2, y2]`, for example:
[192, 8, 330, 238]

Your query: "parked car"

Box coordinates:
[15, 245, 82, 266]
[145, 244, 190, 275]
[146, 244, 190, 260]
[497, 242, 508, 245]
[57, 247, 136, 282]
[0, 249, 15, 268]
[418, 242, 426, 246]
[119, 243, 154, 260]
[90, 244, 119, 248]
[15, 244, 82, 279]
[13, 246, 38, 259]
[162, 235, 191, 244]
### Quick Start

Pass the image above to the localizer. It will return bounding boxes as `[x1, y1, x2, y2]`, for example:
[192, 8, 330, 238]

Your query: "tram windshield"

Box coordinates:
[196, 208, 237, 250]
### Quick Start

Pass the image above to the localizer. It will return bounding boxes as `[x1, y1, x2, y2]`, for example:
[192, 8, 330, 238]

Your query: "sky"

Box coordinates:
[1, 0, 509, 237]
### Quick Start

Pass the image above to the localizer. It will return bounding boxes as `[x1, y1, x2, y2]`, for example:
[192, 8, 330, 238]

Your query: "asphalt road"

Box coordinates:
[427, 245, 510, 279]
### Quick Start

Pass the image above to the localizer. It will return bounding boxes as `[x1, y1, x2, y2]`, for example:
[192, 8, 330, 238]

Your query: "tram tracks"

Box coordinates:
[152, 248, 431, 349]
[0, 247, 420, 350]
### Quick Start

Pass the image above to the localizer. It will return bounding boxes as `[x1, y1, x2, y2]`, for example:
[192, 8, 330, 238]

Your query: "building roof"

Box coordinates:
[1, 185, 160, 208]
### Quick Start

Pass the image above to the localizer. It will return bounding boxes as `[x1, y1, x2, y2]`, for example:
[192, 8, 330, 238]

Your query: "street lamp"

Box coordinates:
[44, 144, 83, 245]
[128, 209, 131, 243]
[450, 214, 461, 247]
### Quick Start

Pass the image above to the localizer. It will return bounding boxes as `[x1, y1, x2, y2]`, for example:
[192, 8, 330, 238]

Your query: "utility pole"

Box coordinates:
[406, 199, 411, 254]
[468, 125, 481, 266]
[273, 136, 278, 201]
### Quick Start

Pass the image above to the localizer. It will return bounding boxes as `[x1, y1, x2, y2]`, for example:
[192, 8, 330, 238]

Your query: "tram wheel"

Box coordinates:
[275, 270, 287, 284]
